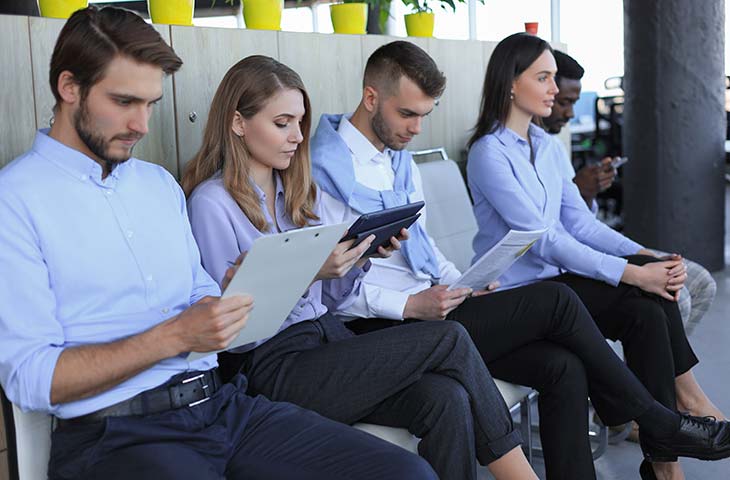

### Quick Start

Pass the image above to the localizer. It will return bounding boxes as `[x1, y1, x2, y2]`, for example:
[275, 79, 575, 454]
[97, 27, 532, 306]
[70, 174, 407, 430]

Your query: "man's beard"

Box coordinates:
[73, 101, 139, 174]
[371, 107, 407, 151]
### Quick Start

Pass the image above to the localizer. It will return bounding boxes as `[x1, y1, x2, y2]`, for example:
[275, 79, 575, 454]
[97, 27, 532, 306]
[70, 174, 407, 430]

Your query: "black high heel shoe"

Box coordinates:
[639, 460, 657, 480]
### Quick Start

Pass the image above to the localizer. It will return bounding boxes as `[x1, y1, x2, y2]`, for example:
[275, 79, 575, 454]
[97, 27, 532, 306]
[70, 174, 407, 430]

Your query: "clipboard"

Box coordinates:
[187, 222, 347, 360]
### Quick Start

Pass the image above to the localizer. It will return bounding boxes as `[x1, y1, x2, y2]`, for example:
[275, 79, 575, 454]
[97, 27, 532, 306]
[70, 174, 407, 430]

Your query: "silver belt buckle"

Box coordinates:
[182, 373, 211, 407]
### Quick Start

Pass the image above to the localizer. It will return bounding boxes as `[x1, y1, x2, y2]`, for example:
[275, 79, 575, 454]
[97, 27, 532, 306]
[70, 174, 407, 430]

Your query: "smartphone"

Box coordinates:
[611, 156, 629, 168]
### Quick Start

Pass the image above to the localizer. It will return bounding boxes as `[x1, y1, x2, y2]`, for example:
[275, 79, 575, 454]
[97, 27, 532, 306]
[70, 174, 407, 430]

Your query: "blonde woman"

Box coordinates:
[182, 55, 537, 480]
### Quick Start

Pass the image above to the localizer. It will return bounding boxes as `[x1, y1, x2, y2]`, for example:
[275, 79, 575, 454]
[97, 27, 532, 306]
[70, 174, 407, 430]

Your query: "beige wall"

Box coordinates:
[0, 14, 566, 175]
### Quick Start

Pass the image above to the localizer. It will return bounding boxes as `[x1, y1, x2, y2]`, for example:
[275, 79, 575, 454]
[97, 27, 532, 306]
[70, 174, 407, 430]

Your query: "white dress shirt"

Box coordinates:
[319, 115, 461, 321]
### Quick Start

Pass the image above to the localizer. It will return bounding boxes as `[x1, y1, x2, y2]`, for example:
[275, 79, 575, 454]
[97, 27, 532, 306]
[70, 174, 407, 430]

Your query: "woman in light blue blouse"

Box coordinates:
[467, 32, 725, 480]
[182, 55, 543, 480]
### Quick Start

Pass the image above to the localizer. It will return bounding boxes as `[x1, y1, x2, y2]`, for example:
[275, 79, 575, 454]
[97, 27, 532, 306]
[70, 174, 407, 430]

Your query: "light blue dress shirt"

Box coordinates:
[187, 172, 366, 352]
[467, 124, 643, 289]
[0, 131, 220, 418]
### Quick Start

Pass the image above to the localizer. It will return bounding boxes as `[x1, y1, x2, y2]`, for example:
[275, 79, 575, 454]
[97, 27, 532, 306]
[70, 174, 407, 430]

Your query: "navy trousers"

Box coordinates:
[48, 375, 436, 480]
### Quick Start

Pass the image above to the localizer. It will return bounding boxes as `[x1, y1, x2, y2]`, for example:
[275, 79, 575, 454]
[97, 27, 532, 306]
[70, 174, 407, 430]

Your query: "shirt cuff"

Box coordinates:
[369, 287, 411, 320]
[597, 254, 629, 286]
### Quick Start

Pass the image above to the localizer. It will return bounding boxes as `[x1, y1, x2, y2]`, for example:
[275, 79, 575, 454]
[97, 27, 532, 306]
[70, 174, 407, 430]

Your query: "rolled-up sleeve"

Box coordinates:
[0, 191, 65, 413]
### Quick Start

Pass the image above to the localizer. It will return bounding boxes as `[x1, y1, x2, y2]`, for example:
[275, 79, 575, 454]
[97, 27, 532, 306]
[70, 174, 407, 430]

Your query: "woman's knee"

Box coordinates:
[536, 349, 589, 395]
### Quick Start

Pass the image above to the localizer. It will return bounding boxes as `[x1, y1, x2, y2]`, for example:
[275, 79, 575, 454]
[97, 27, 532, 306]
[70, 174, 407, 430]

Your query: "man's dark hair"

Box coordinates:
[554, 50, 584, 84]
[363, 41, 446, 99]
[50, 6, 182, 108]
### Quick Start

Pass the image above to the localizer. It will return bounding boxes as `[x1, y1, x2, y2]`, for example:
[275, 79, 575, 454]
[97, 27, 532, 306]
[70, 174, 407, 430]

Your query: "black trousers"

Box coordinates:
[348, 281, 657, 480]
[48, 375, 436, 480]
[219, 314, 521, 480]
[551, 254, 699, 411]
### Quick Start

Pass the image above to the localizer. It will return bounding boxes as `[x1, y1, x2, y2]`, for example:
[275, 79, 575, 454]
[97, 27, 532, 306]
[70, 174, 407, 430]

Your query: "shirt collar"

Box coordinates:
[493, 123, 547, 148]
[337, 114, 389, 166]
[32, 129, 128, 184]
[250, 170, 285, 202]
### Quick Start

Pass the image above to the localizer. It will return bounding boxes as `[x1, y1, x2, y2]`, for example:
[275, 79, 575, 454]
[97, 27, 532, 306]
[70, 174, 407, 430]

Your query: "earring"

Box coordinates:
[510, 91, 515, 100]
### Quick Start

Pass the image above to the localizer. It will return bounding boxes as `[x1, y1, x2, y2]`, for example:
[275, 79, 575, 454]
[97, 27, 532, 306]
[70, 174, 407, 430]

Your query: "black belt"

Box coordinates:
[57, 369, 221, 427]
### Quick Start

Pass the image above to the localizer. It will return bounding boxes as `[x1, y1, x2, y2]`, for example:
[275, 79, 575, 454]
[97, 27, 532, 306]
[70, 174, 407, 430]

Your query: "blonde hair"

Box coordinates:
[182, 55, 318, 231]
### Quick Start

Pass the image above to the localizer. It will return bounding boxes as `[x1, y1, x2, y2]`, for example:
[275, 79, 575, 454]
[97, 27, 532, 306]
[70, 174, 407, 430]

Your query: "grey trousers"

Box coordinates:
[221, 315, 522, 480]
[649, 249, 717, 334]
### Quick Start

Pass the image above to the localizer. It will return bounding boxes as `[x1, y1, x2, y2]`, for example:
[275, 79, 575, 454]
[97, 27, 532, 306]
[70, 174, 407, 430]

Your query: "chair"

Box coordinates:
[1, 389, 52, 480]
[414, 149, 608, 461]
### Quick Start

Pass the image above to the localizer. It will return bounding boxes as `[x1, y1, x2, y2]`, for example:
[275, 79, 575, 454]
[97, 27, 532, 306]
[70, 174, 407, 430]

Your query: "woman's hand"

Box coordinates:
[221, 252, 248, 292]
[470, 281, 500, 297]
[621, 259, 685, 301]
[368, 228, 410, 260]
[315, 234, 375, 281]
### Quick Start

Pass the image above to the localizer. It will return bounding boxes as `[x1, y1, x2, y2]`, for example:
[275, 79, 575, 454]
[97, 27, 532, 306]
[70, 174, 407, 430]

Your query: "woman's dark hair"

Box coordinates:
[468, 33, 552, 148]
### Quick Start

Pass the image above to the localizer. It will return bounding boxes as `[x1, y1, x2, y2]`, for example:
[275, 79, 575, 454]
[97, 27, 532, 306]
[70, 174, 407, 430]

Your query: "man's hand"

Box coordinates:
[50, 293, 253, 404]
[573, 157, 616, 207]
[403, 285, 472, 320]
[168, 295, 254, 353]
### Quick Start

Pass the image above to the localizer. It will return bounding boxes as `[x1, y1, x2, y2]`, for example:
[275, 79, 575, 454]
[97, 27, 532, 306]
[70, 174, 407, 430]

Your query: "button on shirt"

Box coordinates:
[0, 131, 220, 418]
[467, 124, 642, 289]
[187, 172, 367, 351]
[319, 116, 461, 321]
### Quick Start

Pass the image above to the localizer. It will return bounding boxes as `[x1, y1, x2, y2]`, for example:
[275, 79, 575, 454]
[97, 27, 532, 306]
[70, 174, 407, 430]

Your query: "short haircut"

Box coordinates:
[553, 50, 584, 84]
[363, 41, 446, 99]
[49, 6, 182, 106]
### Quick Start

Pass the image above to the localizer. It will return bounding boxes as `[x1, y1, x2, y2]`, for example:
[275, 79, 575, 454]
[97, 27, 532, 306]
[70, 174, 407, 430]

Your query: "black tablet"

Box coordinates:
[342, 201, 425, 242]
[352, 213, 422, 256]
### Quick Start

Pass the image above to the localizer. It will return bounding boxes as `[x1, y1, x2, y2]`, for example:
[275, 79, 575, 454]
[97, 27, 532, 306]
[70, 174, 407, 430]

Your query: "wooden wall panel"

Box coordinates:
[171, 26, 278, 173]
[0, 451, 8, 480]
[28, 19, 178, 175]
[0, 400, 5, 451]
[28, 16, 63, 131]
[428, 38, 486, 162]
[0, 15, 36, 168]
[278, 32, 363, 135]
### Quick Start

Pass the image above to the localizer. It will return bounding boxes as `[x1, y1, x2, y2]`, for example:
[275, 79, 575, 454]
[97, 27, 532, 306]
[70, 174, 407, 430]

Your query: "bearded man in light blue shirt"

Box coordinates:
[0, 7, 436, 479]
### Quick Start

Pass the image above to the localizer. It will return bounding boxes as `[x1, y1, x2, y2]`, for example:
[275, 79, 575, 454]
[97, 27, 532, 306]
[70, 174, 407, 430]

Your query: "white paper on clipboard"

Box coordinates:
[187, 222, 347, 360]
[448, 228, 547, 291]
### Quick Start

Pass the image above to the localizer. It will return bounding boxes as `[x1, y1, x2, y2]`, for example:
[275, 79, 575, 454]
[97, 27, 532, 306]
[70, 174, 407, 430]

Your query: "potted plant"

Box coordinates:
[37, 0, 88, 19]
[401, 0, 480, 37]
[148, 0, 195, 26]
[330, 0, 368, 35]
[237, 0, 282, 30]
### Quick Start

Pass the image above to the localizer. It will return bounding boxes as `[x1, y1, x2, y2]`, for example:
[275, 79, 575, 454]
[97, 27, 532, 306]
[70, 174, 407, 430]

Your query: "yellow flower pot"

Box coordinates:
[37, 0, 88, 19]
[404, 12, 435, 37]
[330, 3, 368, 35]
[243, 0, 283, 30]
[148, 0, 194, 26]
